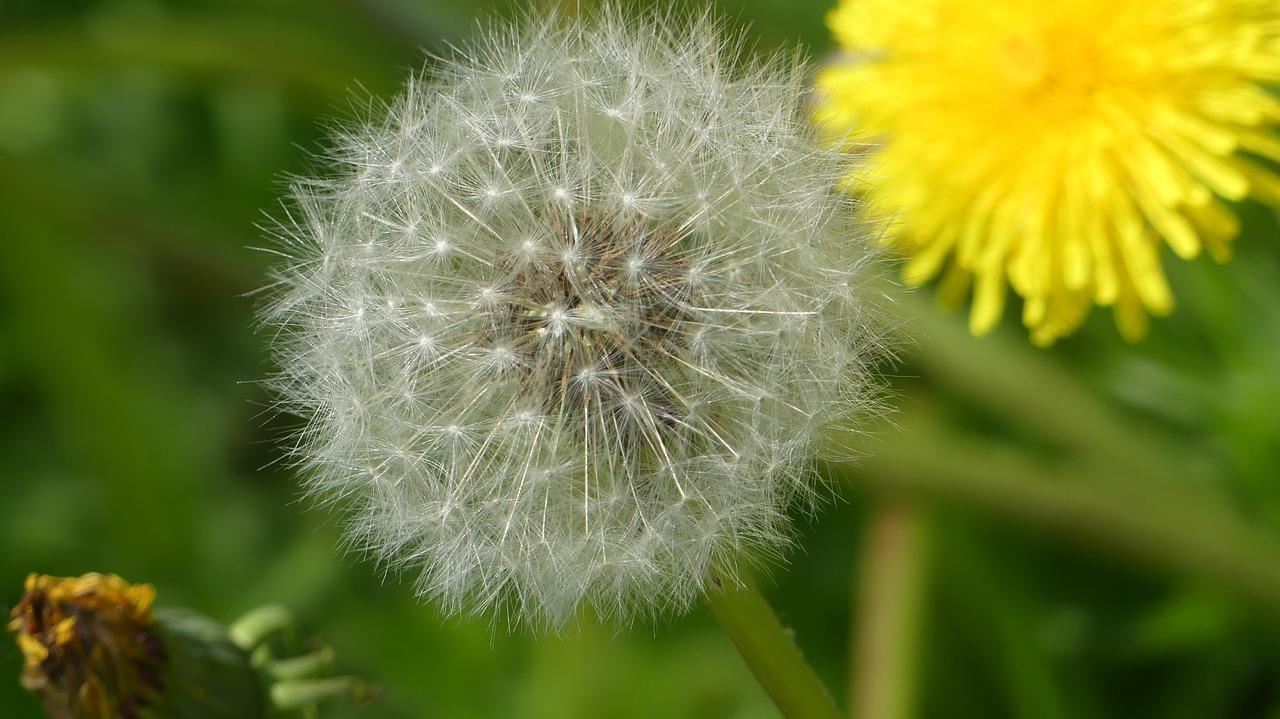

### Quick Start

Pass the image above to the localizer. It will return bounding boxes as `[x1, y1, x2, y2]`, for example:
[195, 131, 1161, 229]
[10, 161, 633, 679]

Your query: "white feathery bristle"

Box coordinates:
[262, 6, 883, 628]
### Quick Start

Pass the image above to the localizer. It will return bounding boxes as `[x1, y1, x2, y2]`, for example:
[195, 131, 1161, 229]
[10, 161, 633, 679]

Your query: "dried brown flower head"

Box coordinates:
[9, 573, 165, 719]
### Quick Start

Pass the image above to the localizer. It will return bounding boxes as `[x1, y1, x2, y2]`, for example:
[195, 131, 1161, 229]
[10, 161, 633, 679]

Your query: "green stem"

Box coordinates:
[898, 291, 1199, 485]
[706, 572, 842, 719]
[849, 503, 930, 719]
[830, 412, 1280, 620]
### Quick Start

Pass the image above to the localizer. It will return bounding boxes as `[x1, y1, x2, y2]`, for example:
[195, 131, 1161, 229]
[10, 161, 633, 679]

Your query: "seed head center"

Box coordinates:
[489, 212, 699, 421]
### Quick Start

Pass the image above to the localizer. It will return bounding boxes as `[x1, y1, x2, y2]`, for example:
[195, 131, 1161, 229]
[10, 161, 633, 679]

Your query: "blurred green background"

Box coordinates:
[3, 1, 1280, 718]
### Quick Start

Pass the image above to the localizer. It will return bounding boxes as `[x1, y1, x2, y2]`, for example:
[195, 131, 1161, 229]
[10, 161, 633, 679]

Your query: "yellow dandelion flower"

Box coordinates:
[815, 0, 1280, 344]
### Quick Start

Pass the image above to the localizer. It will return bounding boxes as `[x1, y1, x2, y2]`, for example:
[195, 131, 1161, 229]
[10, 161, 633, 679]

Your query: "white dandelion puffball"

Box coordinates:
[264, 8, 881, 626]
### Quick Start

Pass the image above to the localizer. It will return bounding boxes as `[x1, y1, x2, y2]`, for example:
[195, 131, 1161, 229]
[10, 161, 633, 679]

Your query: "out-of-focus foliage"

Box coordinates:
[2, 1, 1279, 718]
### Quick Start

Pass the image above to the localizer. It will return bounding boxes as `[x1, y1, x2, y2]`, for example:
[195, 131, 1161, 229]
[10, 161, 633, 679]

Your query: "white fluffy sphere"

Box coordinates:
[264, 7, 881, 626]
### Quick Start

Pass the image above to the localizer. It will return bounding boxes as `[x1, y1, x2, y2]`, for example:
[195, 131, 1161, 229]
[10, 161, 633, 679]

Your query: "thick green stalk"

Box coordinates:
[897, 291, 1202, 485]
[848, 503, 930, 719]
[706, 573, 843, 719]
[829, 412, 1280, 620]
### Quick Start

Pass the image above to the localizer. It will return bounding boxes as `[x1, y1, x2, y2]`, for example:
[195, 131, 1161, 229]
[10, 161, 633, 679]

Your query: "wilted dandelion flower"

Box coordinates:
[10, 573, 377, 719]
[263, 8, 881, 626]
[815, 0, 1280, 345]
[9, 573, 259, 719]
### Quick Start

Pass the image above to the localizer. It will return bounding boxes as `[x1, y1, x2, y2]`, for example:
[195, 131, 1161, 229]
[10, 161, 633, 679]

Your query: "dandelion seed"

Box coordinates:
[815, 0, 1280, 345]
[263, 7, 882, 626]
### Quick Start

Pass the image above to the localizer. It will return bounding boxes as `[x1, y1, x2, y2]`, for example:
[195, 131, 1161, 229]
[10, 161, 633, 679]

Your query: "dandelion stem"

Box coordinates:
[899, 292, 1195, 485]
[848, 502, 930, 719]
[830, 411, 1280, 620]
[706, 572, 842, 719]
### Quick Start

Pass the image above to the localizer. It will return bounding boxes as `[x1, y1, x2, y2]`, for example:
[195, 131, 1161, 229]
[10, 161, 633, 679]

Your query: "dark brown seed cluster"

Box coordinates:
[490, 212, 701, 432]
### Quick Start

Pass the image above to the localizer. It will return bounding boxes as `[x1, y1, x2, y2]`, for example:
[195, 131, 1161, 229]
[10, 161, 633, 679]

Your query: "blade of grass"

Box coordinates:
[896, 291, 1204, 486]
[848, 502, 930, 719]
[827, 411, 1280, 622]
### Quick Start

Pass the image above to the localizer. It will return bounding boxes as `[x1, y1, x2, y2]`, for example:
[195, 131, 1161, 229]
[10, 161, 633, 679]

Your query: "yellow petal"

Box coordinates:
[17, 634, 48, 664]
[969, 268, 1005, 335]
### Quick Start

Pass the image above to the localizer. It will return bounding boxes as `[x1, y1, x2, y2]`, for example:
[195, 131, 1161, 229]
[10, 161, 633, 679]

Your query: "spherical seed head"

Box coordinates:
[264, 7, 882, 627]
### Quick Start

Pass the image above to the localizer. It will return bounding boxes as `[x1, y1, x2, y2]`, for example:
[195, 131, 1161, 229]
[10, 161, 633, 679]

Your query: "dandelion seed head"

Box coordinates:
[264, 6, 882, 627]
